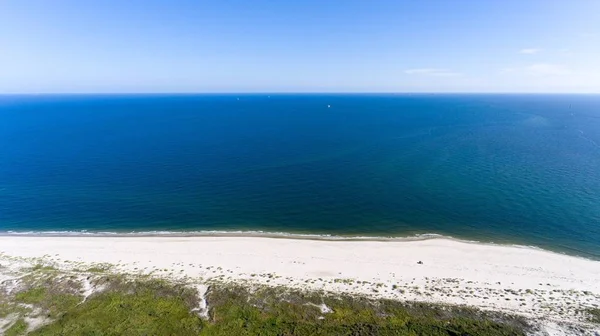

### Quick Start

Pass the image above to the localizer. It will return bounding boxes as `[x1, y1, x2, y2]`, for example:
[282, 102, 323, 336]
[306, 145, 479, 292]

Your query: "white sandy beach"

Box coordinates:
[1, 236, 599, 333]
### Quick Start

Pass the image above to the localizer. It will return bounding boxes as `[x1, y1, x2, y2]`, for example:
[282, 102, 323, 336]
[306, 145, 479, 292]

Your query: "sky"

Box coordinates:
[0, 0, 599, 93]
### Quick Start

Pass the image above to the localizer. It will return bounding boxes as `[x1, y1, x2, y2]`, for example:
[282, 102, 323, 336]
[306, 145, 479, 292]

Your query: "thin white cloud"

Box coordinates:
[501, 63, 572, 76]
[500, 67, 517, 74]
[559, 49, 575, 56]
[526, 63, 571, 76]
[519, 48, 542, 54]
[404, 68, 461, 77]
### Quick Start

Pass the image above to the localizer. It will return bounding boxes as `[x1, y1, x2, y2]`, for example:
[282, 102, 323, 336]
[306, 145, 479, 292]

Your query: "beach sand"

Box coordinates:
[1, 236, 599, 333]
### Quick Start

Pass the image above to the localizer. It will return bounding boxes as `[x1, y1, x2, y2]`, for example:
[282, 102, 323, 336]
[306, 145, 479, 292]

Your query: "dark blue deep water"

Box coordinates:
[1, 94, 599, 259]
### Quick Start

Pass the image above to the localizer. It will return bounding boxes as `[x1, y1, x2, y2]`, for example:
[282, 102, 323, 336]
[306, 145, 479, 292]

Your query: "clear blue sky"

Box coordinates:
[1, 0, 599, 93]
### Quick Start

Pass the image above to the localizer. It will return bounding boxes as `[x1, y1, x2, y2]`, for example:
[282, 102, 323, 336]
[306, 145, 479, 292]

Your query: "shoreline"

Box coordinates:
[1, 230, 597, 262]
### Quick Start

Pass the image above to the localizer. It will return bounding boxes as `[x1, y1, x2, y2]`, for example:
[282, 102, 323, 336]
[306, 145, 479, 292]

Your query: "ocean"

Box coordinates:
[1, 94, 599, 259]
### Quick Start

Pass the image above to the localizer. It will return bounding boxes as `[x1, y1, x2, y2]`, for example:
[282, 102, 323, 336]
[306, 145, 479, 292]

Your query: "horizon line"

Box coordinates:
[1, 92, 599, 95]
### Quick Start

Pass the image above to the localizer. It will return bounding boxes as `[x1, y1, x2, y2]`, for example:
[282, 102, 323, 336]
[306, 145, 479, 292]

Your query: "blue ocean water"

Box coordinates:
[1, 94, 599, 259]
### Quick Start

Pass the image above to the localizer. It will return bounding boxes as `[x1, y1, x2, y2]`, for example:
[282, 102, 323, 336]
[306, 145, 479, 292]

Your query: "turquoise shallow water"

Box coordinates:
[1, 94, 599, 259]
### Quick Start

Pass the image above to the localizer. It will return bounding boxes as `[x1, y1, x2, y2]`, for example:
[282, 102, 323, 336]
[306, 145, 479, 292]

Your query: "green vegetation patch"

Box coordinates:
[5, 318, 28, 336]
[1, 302, 16, 318]
[31, 289, 204, 335]
[85, 263, 112, 273]
[15, 287, 47, 304]
[30, 264, 57, 272]
[0, 302, 31, 319]
[15, 287, 80, 318]
[201, 285, 529, 336]
[5, 274, 531, 336]
[587, 308, 600, 324]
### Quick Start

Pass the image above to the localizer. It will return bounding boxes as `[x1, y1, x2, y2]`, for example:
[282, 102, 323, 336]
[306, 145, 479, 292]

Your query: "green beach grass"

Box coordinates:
[1, 267, 532, 336]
